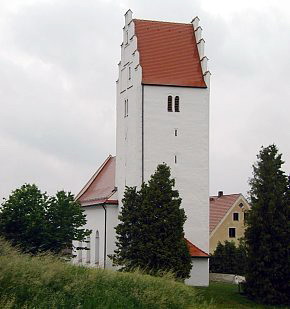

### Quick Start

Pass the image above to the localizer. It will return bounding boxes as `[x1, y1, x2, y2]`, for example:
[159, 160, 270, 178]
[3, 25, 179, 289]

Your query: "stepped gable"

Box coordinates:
[134, 19, 206, 88]
[209, 194, 241, 233]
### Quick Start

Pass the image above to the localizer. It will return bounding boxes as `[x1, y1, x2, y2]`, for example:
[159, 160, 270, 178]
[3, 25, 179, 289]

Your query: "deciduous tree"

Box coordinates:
[0, 184, 90, 255]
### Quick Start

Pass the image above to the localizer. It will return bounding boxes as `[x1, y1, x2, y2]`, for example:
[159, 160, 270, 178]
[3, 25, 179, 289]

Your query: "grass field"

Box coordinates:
[0, 238, 207, 309]
[195, 282, 290, 309]
[1, 239, 289, 308]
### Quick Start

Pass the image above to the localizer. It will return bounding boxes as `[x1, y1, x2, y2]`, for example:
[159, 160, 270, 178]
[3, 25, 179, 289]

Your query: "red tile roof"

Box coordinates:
[134, 19, 206, 88]
[76, 156, 117, 206]
[209, 194, 241, 234]
[185, 239, 209, 257]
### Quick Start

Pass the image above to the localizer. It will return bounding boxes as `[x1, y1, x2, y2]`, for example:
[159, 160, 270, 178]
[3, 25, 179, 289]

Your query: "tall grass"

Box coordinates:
[0, 238, 207, 308]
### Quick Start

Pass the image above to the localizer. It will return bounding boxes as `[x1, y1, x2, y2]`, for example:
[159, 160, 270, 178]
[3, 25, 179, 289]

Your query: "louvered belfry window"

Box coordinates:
[175, 96, 180, 112]
[168, 96, 173, 112]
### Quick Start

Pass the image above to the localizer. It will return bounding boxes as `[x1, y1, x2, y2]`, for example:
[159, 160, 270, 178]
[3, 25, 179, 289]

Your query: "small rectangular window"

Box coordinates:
[229, 228, 236, 238]
[128, 67, 131, 80]
[174, 155, 177, 164]
[233, 213, 239, 221]
[125, 30, 128, 44]
[124, 99, 128, 117]
[244, 212, 249, 222]
[174, 129, 178, 136]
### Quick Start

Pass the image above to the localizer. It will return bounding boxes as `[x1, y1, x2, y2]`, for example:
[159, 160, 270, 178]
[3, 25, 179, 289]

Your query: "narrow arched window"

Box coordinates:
[175, 96, 180, 112]
[86, 235, 91, 264]
[95, 231, 99, 265]
[168, 96, 173, 112]
[77, 241, 82, 263]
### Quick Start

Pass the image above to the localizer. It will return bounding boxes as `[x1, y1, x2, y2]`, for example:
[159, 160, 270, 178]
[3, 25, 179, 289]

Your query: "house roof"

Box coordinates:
[133, 19, 206, 88]
[76, 155, 117, 206]
[185, 239, 209, 257]
[209, 194, 241, 234]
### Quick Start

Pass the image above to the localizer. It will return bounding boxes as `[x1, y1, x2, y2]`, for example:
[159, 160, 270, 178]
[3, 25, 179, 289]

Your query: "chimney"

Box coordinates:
[218, 191, 223, 198]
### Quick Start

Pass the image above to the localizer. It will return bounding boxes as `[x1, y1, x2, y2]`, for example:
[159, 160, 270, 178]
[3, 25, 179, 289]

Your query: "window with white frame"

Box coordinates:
[229, 228, 236, 238]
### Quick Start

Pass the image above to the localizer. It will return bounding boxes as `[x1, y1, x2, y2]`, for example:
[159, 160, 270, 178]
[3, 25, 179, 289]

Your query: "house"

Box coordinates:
[209, 191, 251, 253]
[73, 10, 211, 286]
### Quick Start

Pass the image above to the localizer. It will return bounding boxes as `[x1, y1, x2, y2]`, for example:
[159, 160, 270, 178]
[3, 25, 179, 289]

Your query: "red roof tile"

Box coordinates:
[209, 194, 241, 234]
[134, 19, 206, 88]
[185, 239, 209, 257]
[76, 156, 117, 206]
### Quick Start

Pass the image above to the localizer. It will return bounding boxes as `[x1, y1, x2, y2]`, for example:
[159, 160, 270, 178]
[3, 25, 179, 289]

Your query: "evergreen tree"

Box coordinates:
[244, 145, 290, 305]
[210, 240, 247, 275]
[0, 184, 90, 255]
[112, 164, 192, 279]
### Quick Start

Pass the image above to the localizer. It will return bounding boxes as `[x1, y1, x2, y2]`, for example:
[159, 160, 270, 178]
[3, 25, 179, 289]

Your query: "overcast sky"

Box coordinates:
[0, 0, 289, 201]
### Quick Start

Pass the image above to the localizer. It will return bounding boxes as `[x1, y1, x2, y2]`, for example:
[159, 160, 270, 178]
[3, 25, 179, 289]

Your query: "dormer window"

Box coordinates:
[168, 96, 173, 112]
[175, 96, 180, 112]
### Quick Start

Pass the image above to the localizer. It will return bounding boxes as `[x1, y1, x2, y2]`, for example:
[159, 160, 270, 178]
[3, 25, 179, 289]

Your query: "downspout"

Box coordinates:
[102, 203, 107, 269]
[141, 84, 144, 183]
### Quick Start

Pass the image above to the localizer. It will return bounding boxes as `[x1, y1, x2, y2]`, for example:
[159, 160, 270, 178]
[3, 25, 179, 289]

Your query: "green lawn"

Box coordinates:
[195, 282, 289, 309]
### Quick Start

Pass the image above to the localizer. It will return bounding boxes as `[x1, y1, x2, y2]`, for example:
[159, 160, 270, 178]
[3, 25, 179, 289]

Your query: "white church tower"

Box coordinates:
[75, 10, 210, 287]
[116, 10, 210, 285]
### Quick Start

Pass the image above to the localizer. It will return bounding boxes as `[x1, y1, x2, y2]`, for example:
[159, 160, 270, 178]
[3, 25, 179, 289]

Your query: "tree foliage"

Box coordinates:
[111, 164, 192, 280]
[244, 145, 290, 305]
[0, 184, 90, 255]
[210, 240, 247, 275]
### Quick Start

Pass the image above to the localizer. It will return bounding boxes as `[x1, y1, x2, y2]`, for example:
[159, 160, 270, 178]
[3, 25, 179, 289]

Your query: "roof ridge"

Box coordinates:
[133, 18, 192, 26]
[210, 193, 241, 197]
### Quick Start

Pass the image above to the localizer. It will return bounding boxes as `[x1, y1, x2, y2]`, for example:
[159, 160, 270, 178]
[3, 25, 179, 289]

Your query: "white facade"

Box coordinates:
[73, 205, 118, 269]
[116, 11, 210, 285]
[186, 258, 209, 286]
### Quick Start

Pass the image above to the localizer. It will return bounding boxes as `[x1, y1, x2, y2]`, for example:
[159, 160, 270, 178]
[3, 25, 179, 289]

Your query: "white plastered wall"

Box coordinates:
[116, 13, 143, 208]
[143, 85, 209, 254]
[185, 258, 209, 286]
[72, 205, 118, 269]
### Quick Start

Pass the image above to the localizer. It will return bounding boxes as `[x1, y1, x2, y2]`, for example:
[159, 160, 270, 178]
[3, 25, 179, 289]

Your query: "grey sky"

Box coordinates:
[0, 0, 289, 201]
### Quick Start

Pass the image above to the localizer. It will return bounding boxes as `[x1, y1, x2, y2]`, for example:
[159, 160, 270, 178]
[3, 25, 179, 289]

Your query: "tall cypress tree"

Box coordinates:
[112, 163, 192, 280]
[244, 145, 290, 305]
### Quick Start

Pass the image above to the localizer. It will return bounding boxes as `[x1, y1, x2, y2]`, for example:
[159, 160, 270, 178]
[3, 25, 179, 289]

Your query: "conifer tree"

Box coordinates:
[244, 145, 290, 305]
[112, 164, 192, 279]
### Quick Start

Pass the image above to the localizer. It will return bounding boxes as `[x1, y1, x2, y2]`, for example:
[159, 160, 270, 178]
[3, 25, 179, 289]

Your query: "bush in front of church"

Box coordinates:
[111, 163, 192, 280]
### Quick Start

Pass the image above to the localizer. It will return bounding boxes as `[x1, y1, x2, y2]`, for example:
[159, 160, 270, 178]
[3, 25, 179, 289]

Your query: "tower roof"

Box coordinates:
[134, 19, 206, 88]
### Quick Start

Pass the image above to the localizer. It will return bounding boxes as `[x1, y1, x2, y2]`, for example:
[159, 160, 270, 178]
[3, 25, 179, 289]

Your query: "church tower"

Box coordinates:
[116, 10, 210, 285]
